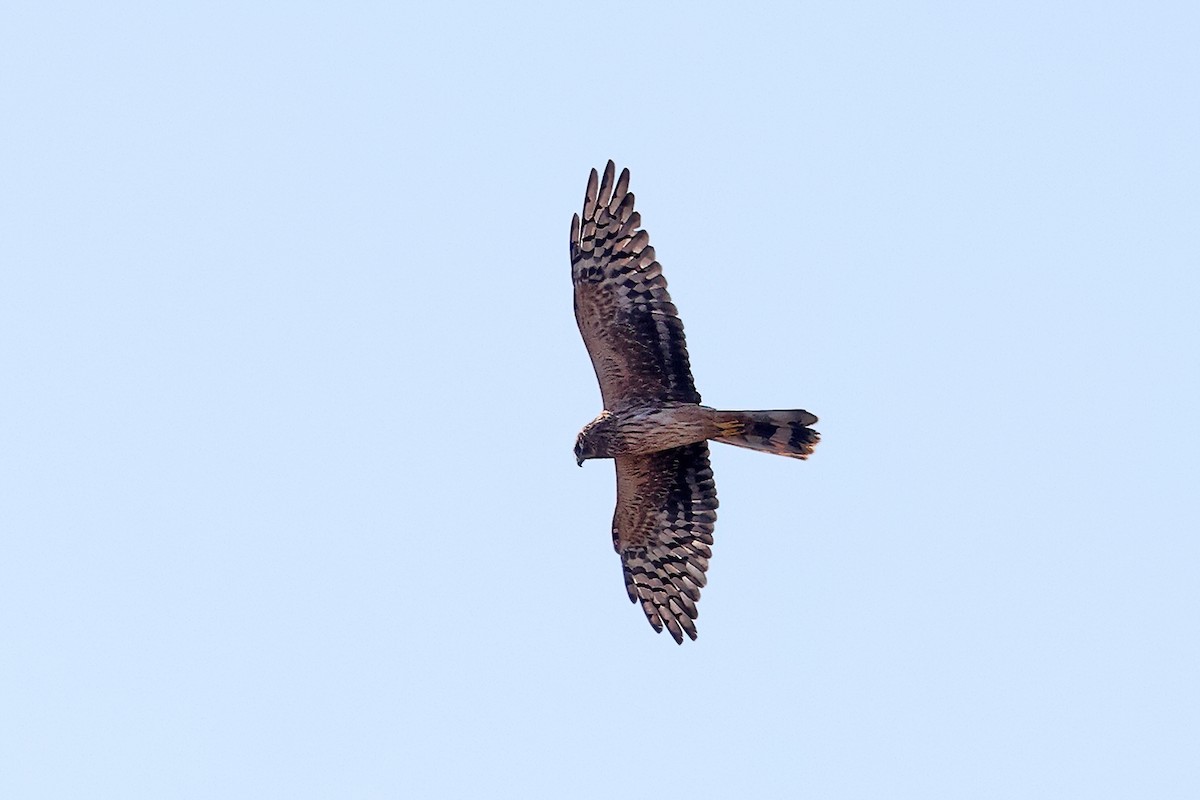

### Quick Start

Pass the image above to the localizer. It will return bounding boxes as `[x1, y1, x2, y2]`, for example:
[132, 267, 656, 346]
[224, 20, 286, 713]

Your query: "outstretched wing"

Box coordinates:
[570, 161, 701, 411]
[613, 443, 718, 643]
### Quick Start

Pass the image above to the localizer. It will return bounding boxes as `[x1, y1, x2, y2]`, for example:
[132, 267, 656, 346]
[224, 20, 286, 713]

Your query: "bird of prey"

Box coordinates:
[571, 161, 821, 643]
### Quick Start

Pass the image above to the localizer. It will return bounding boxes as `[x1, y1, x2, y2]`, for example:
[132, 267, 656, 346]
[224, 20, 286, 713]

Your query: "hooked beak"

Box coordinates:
[576, 455, 584, 467]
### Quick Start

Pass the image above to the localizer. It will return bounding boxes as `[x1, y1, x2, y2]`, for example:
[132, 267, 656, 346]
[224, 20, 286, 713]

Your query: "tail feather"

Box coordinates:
[712, 410, 820, 459]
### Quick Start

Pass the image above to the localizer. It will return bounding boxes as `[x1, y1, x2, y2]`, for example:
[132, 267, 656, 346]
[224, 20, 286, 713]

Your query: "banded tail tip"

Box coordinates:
[711, 409, 820, 460]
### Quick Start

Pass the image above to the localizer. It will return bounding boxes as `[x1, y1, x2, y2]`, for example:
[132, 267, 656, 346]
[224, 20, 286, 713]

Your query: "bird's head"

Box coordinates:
[574, 411, 615, 467]
[574, 432, 592, 467]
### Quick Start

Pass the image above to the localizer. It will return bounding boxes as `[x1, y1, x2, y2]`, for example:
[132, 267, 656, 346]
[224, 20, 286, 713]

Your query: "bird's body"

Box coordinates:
[576, 402, 715, 460]
[577, 403, 819, 462]
[571, 161, 820, 643]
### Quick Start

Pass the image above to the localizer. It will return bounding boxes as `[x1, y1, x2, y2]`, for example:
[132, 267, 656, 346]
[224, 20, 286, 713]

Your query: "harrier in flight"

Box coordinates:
[571, 161, 820, 643]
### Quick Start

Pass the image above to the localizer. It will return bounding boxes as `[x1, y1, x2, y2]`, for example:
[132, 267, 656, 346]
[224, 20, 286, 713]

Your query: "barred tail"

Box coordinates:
[711, 410, 820, 459]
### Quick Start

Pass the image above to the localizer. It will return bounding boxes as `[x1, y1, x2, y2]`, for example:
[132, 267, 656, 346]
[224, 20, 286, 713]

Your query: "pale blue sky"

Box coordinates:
[3, 2, 1198, 798]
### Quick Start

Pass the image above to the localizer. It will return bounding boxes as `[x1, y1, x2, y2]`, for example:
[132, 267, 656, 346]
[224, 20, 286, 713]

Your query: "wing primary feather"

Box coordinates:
[617, 211, 641, 239]
[615, 191, 635, 223]
[609, 168, 631, 213]
[598, 160, 616, 207]
[641, 601, 664, 634]
[662, 612, 685, 644]
[629, 229, 650, 253]
[584, 168, 599, 219]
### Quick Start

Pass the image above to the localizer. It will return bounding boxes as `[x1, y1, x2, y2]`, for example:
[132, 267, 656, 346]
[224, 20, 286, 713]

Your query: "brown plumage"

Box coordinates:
[571, 161, 820, 643]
